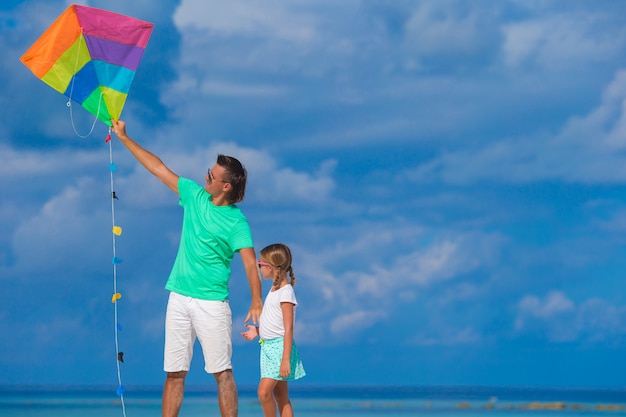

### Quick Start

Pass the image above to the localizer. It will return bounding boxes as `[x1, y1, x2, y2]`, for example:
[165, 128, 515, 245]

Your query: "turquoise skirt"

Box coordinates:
[259, 337, 306, 381]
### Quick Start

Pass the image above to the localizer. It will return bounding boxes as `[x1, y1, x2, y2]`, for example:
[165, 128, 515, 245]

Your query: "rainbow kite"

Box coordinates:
[20, 4, 154, 126]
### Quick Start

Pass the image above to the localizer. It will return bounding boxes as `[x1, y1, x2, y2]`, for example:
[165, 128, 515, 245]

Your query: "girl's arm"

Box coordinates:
[280, 302, 295, 378]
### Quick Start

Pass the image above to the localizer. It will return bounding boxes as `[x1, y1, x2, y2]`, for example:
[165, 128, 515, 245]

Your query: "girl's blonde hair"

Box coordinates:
[260, 243, 297, 288]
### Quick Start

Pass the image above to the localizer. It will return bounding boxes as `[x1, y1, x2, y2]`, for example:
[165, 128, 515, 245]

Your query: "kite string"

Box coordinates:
[68, 95, 101, 138]
[109, 133, 127, 417]
[66, 28, 126, 416]
[67, 30, 102, 138]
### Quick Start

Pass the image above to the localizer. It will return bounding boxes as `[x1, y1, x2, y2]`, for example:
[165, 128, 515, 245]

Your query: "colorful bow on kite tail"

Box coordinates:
[19, 4, 154, 126]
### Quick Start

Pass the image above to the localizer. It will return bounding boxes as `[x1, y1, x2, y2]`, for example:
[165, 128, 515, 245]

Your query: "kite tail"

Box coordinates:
[108, 129, 127, 417]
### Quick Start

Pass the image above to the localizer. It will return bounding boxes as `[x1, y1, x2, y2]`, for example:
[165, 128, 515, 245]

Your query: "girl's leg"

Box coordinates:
[258, 378, 278, 417]
[273, 381, 293, 417]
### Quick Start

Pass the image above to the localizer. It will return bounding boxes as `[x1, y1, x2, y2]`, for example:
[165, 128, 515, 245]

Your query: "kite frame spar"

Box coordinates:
[20, 4, 154, 128]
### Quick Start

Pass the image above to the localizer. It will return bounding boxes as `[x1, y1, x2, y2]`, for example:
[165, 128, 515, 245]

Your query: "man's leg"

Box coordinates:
[163, 293, 194, 417]
[162, 371, 187, 417]
[214, 369, 238, 417]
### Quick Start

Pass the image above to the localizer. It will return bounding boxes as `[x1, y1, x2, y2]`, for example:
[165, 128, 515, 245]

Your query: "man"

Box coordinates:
[111, 119, 263, 417]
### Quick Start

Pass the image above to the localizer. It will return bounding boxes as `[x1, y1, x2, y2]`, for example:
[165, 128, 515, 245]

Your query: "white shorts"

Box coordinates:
[164, 292, 233, 374]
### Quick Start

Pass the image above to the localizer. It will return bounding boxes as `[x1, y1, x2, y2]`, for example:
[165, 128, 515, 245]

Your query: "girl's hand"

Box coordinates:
[280, 359, 291, 378]
[241, 324, 259, 341]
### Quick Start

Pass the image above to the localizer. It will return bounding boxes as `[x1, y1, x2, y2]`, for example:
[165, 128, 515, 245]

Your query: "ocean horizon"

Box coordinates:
[1, 384, 624, 417]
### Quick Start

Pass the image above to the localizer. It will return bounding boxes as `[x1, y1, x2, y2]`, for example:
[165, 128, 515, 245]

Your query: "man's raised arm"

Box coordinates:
[111, 119, 180, 194]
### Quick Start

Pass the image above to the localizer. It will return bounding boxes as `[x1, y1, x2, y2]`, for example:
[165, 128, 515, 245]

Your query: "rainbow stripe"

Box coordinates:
[20, 4, 154, 126]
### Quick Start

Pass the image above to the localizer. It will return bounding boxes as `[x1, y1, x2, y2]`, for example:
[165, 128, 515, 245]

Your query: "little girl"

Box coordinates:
[242, 243, 305, 417]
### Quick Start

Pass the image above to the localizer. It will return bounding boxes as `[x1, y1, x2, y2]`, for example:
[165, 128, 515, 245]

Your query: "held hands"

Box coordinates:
[240, 299, 260, 341]
[241, 324, 259, 341]
[245, 299, 263, 326]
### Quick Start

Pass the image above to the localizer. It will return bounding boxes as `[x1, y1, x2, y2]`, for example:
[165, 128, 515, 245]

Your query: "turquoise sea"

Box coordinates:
[0, 385, 624, 417]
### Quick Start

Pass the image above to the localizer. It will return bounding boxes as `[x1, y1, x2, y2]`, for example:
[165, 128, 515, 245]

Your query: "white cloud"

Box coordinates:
[262, 162, 336, 204]
[577, 298, 626, 343]
[352, 231, 503, 297]
[561, 70, 626, 151]
[410, 326, 482, 346]
[173, 0, 321, 43]
[594, 208, 626, 235]
[288, 226, 505, 345]
[514, 291, 626, 343]
[9, 177, 111, 275]
[329, 309, 387, 338]
[502, 13, 626, 70]
[517, 291, 575, 321]
[165, 0, 390, 111]
[404, 1, 497, 58]
[0, 144, 103, 177]
[514, 291, 578, 342]
[408, 70, 626, 185]
[200, 81, 287, 98]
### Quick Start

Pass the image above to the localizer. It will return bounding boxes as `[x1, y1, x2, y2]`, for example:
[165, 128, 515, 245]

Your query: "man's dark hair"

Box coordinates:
[217, 154, 247, 204]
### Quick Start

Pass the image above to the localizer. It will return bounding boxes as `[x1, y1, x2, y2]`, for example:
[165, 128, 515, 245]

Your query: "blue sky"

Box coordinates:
[2, 0, 626, 389]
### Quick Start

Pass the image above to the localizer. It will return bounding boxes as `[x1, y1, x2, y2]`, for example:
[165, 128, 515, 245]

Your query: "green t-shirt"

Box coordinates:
[165, 177, 253, 300]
